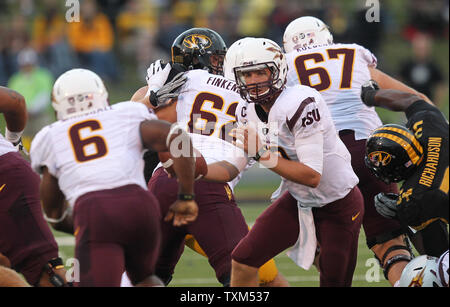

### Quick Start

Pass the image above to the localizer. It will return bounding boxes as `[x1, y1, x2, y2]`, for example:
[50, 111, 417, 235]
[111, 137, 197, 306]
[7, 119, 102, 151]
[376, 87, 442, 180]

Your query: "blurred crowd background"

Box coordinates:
[0, 0, 448, 143]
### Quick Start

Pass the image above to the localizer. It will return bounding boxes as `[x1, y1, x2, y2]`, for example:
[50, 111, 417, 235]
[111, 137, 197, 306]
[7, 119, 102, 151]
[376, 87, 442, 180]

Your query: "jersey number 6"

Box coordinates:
[69, 120, 108, 163]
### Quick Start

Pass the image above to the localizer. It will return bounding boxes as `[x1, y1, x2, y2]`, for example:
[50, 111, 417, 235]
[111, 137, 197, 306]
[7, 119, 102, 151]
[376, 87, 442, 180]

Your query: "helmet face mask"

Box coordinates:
[365, 124, 423, 184]
[171, 28, 227, 75]
[234, 62, 280, 104]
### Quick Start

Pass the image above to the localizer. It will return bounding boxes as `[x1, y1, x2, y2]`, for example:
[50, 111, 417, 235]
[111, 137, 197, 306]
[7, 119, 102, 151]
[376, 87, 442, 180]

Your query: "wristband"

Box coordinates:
[254, 146, 270, 162]
[5, 127, 24, 145]
[362, 88, 378, 106]
[178, 193, 195, 201]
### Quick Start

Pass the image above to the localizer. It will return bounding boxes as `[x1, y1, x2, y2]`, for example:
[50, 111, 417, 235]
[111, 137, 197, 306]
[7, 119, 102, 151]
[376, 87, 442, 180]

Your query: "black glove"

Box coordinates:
[149, 72, 187, 107]
[374, 192, 399, 219]
[361, 79, 380, 106]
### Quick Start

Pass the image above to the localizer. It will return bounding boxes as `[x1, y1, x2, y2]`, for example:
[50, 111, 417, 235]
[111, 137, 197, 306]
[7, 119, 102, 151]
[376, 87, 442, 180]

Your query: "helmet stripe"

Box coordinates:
[377, 126, 423, 155]
[372, 132, 422, 165]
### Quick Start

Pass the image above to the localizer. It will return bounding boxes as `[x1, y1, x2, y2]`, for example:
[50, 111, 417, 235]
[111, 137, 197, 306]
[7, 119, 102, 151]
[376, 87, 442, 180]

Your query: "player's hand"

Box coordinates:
[361, 79, 380, 106]
[164, 200, 198, 226]
[153, 72, 187, 107]
[146, 59, 171, 92]
[231, 123, 263, 157]
[374, 192, 398, 219]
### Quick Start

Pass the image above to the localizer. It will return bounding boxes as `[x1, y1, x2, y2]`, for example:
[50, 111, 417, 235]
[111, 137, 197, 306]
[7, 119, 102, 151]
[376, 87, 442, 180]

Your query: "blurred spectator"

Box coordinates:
[5, 16, 30, 75]
[403, 0, 449, 39]
[31, 0, 77, 77]
[399, 32, 446, 105]
[7, 48, 54, 143]
[155, 10, 189, 52]
[266, 0, 303, 45]
[236, 0, 275, 37]
[347, 3, 385, 55]
[116, 0, 166, 77]
[67, 0, 119, 81]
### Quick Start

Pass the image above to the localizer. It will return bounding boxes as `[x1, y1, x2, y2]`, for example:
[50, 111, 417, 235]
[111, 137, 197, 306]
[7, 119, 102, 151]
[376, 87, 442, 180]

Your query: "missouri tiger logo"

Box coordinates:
[368, 151, 392, 167]
[183, 34, 212, 49]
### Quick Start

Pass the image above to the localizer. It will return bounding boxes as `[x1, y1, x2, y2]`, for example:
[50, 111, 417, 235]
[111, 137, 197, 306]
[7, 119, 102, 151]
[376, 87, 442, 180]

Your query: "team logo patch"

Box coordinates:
[183, 34, 212, 49]
[368, 151, 392, 167]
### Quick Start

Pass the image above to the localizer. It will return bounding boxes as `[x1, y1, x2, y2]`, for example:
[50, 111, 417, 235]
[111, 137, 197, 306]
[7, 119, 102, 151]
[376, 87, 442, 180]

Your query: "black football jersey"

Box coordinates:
[398, 100, 449, 228]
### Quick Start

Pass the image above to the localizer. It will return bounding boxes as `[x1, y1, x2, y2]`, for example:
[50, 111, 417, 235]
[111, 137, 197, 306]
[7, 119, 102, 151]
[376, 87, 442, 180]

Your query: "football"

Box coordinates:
[158, 147, 207, 180]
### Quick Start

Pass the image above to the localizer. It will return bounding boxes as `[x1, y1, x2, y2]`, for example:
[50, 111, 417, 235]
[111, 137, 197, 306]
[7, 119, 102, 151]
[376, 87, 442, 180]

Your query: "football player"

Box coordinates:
[130, 28, 288, 287]
[282, 16, 431, 285]
[30, 69, 198, 287]
[0, 86, 68, 287]
[225, 37, 364, 287]
[361, 83, 449, 260]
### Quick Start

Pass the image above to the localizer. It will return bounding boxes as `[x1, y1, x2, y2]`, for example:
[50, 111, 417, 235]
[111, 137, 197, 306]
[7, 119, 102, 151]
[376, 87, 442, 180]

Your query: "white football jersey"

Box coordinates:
[0, 133, 17, 156]
[175, 69, 250, 189]
[286, 43, 382, 140]
[239, 85, 359, 207]
[176, 70, 243, 142]
[30, 101, 156, 206]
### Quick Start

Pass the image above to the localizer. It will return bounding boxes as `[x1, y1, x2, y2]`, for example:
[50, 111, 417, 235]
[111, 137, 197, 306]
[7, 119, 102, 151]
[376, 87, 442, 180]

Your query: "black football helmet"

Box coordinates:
[171, 28, 227, 75]
[365, 124, 424, 184]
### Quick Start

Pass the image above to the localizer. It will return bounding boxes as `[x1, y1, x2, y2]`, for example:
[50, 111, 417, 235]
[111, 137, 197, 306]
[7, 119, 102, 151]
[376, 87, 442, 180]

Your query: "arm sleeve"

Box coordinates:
[359, 45, 378, 68]
[30, 127, 57, 175]
[289, 99, 325, 174]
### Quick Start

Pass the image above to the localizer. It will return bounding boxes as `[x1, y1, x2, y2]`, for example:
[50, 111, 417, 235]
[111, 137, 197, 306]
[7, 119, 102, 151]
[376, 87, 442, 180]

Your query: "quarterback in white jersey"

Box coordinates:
[225, 37, 364, 287]
[282, 16, 431, 285]
[129, 27, 288, 288]
[30, 69, 197, 287]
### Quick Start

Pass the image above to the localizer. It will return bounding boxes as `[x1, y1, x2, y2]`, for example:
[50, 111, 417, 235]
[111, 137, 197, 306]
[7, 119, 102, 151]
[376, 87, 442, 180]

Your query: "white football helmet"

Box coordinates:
[52, 69, 109, 120]
[224, 37, 288, 104]
[398, 255, 443, 287]
[438, 250, 449, 287]
[283, 16, 333, 53]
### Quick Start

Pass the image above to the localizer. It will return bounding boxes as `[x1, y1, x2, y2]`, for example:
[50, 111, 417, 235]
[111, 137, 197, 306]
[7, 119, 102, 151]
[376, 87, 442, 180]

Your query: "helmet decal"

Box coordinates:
[183, 34, 212, 50]
[368, 151, 392, 167]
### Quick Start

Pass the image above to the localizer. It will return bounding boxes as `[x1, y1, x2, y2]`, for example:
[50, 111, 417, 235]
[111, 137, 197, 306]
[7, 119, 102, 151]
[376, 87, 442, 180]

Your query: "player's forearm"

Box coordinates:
[371, 89, 424, 112]
[204, 161, 239, 182]
[260, 153, 321, 187]
[369, 67, 432, 104]
[40, 168, 66, 222]
[0, 87, 27, 132]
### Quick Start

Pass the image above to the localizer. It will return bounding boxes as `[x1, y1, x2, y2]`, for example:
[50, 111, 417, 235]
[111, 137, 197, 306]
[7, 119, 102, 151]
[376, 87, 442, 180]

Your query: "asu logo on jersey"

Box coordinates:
[183, 34, 212, 50]
[368, 151, 392, 167]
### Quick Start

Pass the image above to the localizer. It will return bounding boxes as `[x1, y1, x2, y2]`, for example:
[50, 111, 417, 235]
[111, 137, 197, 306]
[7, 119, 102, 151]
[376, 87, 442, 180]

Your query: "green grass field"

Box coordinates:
[53, 202, 391, 287]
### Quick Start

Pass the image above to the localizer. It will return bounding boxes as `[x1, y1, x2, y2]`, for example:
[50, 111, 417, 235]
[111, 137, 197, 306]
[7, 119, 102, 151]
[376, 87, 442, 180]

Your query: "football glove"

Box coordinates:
[149, 72, 187, 107]
[361, 79, 380, 106]
[374, 192, 399, 219]
[146, 59, 171, 92]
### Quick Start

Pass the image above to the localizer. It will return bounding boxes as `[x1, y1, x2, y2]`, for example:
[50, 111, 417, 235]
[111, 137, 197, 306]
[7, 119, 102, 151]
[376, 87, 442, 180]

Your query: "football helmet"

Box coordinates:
[283, 16, 333, 53]
[438, 250, 449, 287]
[52, 69, 109, 120]
[365, 124, 424, 184]
[224, 37, 288, 104]
[171, 28, 227, 75]
[399, 255, 443, 287]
